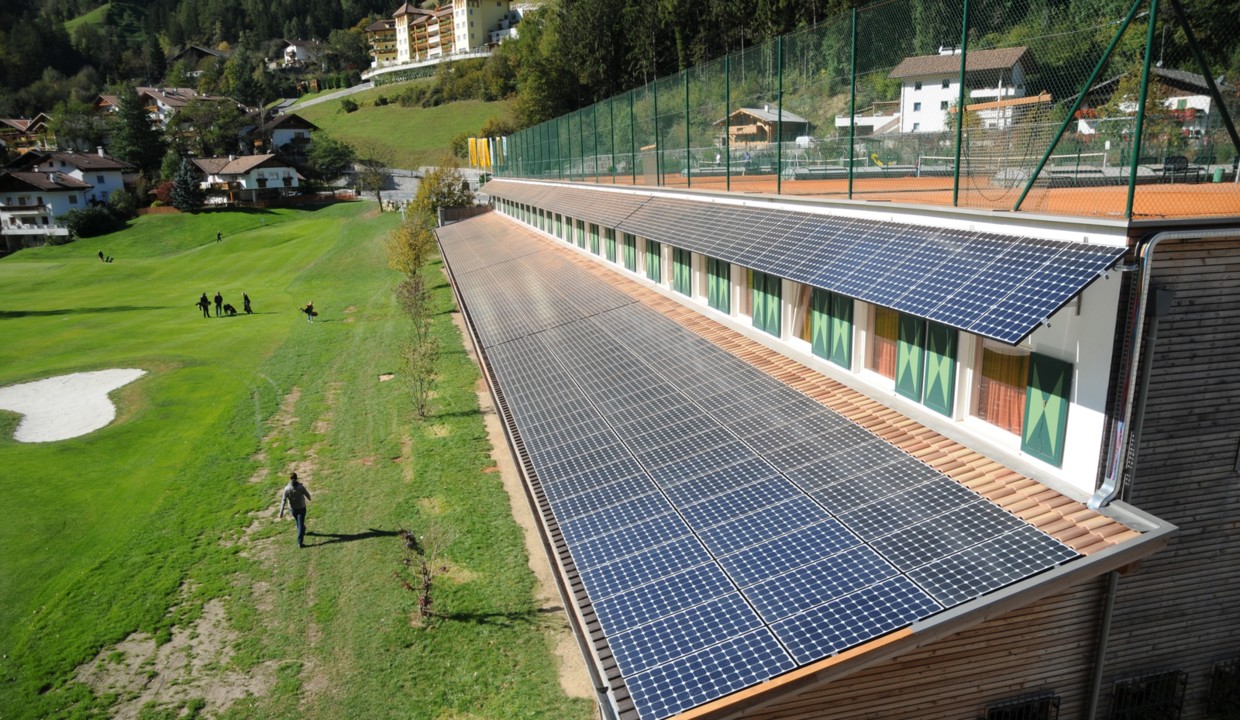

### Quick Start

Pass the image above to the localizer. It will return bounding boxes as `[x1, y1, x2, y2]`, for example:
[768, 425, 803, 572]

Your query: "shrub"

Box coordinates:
[153, 180, 175, 205]
[62, 205, 124, 238]
[340, 98, 358, 113]
[374, 95, 389, 106]
[110, 188, 139, 217]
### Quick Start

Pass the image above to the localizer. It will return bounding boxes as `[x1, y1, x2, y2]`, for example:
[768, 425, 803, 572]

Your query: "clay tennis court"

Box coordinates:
[573, 172, 1240, 219]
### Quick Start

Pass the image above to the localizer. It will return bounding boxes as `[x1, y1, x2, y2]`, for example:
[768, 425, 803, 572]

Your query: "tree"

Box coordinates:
[411, 157, 473, 216]
[49, 97, 109, 152]
[170, 157, 204, 212]
[354, 140, 393, 208]
[306, 133, 356, 186]
[167, 99, 246, 157]
[109, 86, 166, 176]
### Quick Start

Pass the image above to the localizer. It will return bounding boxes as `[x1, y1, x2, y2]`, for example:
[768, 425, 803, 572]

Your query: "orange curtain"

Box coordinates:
[868, 307, 898, 379]
[976, 347, 1028, 434]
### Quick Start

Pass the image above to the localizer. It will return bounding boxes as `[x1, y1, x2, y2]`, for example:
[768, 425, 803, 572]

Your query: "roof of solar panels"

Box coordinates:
[436, 208, 1170, 720]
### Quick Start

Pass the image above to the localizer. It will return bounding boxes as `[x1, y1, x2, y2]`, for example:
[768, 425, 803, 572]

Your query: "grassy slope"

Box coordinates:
[0, 206, 591, 720]
[64, 3, 110, 34]
[296, 91, 512, 169]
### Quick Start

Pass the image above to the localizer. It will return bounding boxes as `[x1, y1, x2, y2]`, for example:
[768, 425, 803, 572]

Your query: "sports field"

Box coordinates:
[0, 203, 593, 719]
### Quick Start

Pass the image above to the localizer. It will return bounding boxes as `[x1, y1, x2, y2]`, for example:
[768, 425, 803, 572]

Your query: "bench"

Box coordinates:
[1161, 155, 1205, 183]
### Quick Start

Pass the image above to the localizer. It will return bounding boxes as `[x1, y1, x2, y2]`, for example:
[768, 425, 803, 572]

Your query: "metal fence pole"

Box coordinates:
[610, 96, 618, 184]
[725, 54, 732, 192]
[630, 89, 637, 185]
[685, 70, 692, 188]
[593, 102, 600, 183]
[1125, 0, 1160, 219]
[777, 35, 784, 195]
[848, 6, 858, 199]
[653, 81, 661, 186]
[952, 0, 971, 206]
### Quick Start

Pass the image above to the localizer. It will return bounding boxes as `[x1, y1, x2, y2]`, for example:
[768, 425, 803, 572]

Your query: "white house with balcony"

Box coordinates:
[9, 148, 134, 205]
[0, 171, 91, 241]
[192, 154, 299, 204]
[888, 46, 1030, 134]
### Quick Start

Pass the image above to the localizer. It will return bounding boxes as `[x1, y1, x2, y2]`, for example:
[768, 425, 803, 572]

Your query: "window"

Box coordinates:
[914, 81, 923, 90]
[589, 223, 600, 254]
[645, 239, 662, 282]
[1110, 670, 1187, 720]
[69, 196, 78, 204]
[984, 691, 1061, 720]
[912, 122, 921, 131]
[868, 306, 898, 378]
[555, 213, 563, 239]
[975, 342, 1029, 434]
[913, 101, 922, 112]
[672, 247, 692, 296]
[974, 343, 1074, 466]
[36, 196, 43, 205]
[811, 289, 853, 369]
[941, 100, 950, 110]
[1207, 658, 1240, 717]
[576, 219, 585, 248]
[622, 233, 637, 271]
[97, 175, 105, 184]
[751, 270, 782, 337]
[942, 79, 951, 88]
[706, 257, 730, 313]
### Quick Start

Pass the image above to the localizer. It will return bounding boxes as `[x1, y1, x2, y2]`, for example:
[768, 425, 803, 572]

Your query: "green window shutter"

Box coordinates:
[646, 240, 661, 282]
[895, 314, 926, 401]
[828, 293, 853, 369]
[1022, 353, 1073, 466]
[707, 258, 730, 313]
[752, 271, 780, 336]
[673, 248, 691, 295]
[810, 288, 831, 360]
[922, 321, 957, 416]
[623, 234, 637, 271]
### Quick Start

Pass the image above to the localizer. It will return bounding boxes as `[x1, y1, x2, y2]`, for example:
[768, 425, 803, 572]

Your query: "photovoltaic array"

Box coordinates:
[483, 180, 1126, 345]
[438, 216, 1080, 720]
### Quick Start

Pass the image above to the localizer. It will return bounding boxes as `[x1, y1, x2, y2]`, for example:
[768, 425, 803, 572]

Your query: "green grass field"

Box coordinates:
[296, 93, 512, 169]
[63, 3, 111, 34]
[0, 204, 592, 720]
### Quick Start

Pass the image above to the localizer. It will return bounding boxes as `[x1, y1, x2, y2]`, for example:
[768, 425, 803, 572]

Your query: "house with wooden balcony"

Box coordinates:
[0, 170, 91, 248]
[8, 148, 134, 206]
[191, 154, 300, 205]
[889, 46, 1032, 133]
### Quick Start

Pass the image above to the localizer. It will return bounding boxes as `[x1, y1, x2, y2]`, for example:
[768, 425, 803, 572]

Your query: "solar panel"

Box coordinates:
[609, 593, 765, 675]
[624, 629, 795, 720]
[440, 211, 1096, 720]
[591, 561, 735, 635]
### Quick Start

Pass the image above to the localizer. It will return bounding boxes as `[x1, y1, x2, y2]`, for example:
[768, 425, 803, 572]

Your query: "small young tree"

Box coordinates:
[411, 156, 474, 217]
[386, 208, 437, 277]
[170, 157, 204, 212]
[395, 525, 456, 624]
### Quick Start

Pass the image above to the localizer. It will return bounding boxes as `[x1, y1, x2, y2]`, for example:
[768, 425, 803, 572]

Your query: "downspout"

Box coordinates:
[1089, 227, 1240, 510]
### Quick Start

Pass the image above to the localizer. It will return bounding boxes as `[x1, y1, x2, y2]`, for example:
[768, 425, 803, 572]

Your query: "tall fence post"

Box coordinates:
[653, 81, 661, 186]
[725, 54, 732, 192]
[685, 70, 692, 187]
[952, 0, 971, 206]
[593, 103, 600, 183]
[557, 116, 564, 181]
[610, 96, 618, 184]
[629, 89, 637, 185]
[848, 5, 858, 199]
[1125, 0, 1160, 219]
[777, 35, 784, 195]
[579, 110, 587, 181]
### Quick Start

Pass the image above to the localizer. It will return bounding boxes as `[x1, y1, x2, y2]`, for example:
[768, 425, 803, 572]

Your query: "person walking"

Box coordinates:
[216, 231, 222, 243]
[243, 292, 253, 314]
[213, 291, 223, 317]
[278, 472, 312, 548]
[196, 292, 211, 318]
[301, 300, 316, 323]
[98, 250, 105, 262]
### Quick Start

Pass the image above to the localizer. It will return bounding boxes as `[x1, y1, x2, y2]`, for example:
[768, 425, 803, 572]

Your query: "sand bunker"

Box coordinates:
[0, 368, 146, 442]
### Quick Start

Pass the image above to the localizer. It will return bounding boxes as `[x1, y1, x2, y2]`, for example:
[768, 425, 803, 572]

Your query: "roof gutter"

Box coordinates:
[1090, 226, 1240, 509]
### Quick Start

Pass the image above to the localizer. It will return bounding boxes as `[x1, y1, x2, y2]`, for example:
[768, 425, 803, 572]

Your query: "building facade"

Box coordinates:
[888, 47, 1030, 134]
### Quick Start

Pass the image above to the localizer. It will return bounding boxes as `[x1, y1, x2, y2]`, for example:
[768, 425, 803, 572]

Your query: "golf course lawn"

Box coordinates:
[0, 203, 594, 720]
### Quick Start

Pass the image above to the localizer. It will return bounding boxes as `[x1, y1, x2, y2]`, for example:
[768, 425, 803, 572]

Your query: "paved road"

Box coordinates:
[284, 82, 376, 111]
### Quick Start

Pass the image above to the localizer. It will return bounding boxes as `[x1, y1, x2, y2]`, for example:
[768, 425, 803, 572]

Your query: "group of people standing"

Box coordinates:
[196, 291, 252, 318]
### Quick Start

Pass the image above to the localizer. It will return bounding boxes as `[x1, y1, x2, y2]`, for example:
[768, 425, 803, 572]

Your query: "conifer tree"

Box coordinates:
[109, 86, 166, 176]
[170, 157, 204, 212]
